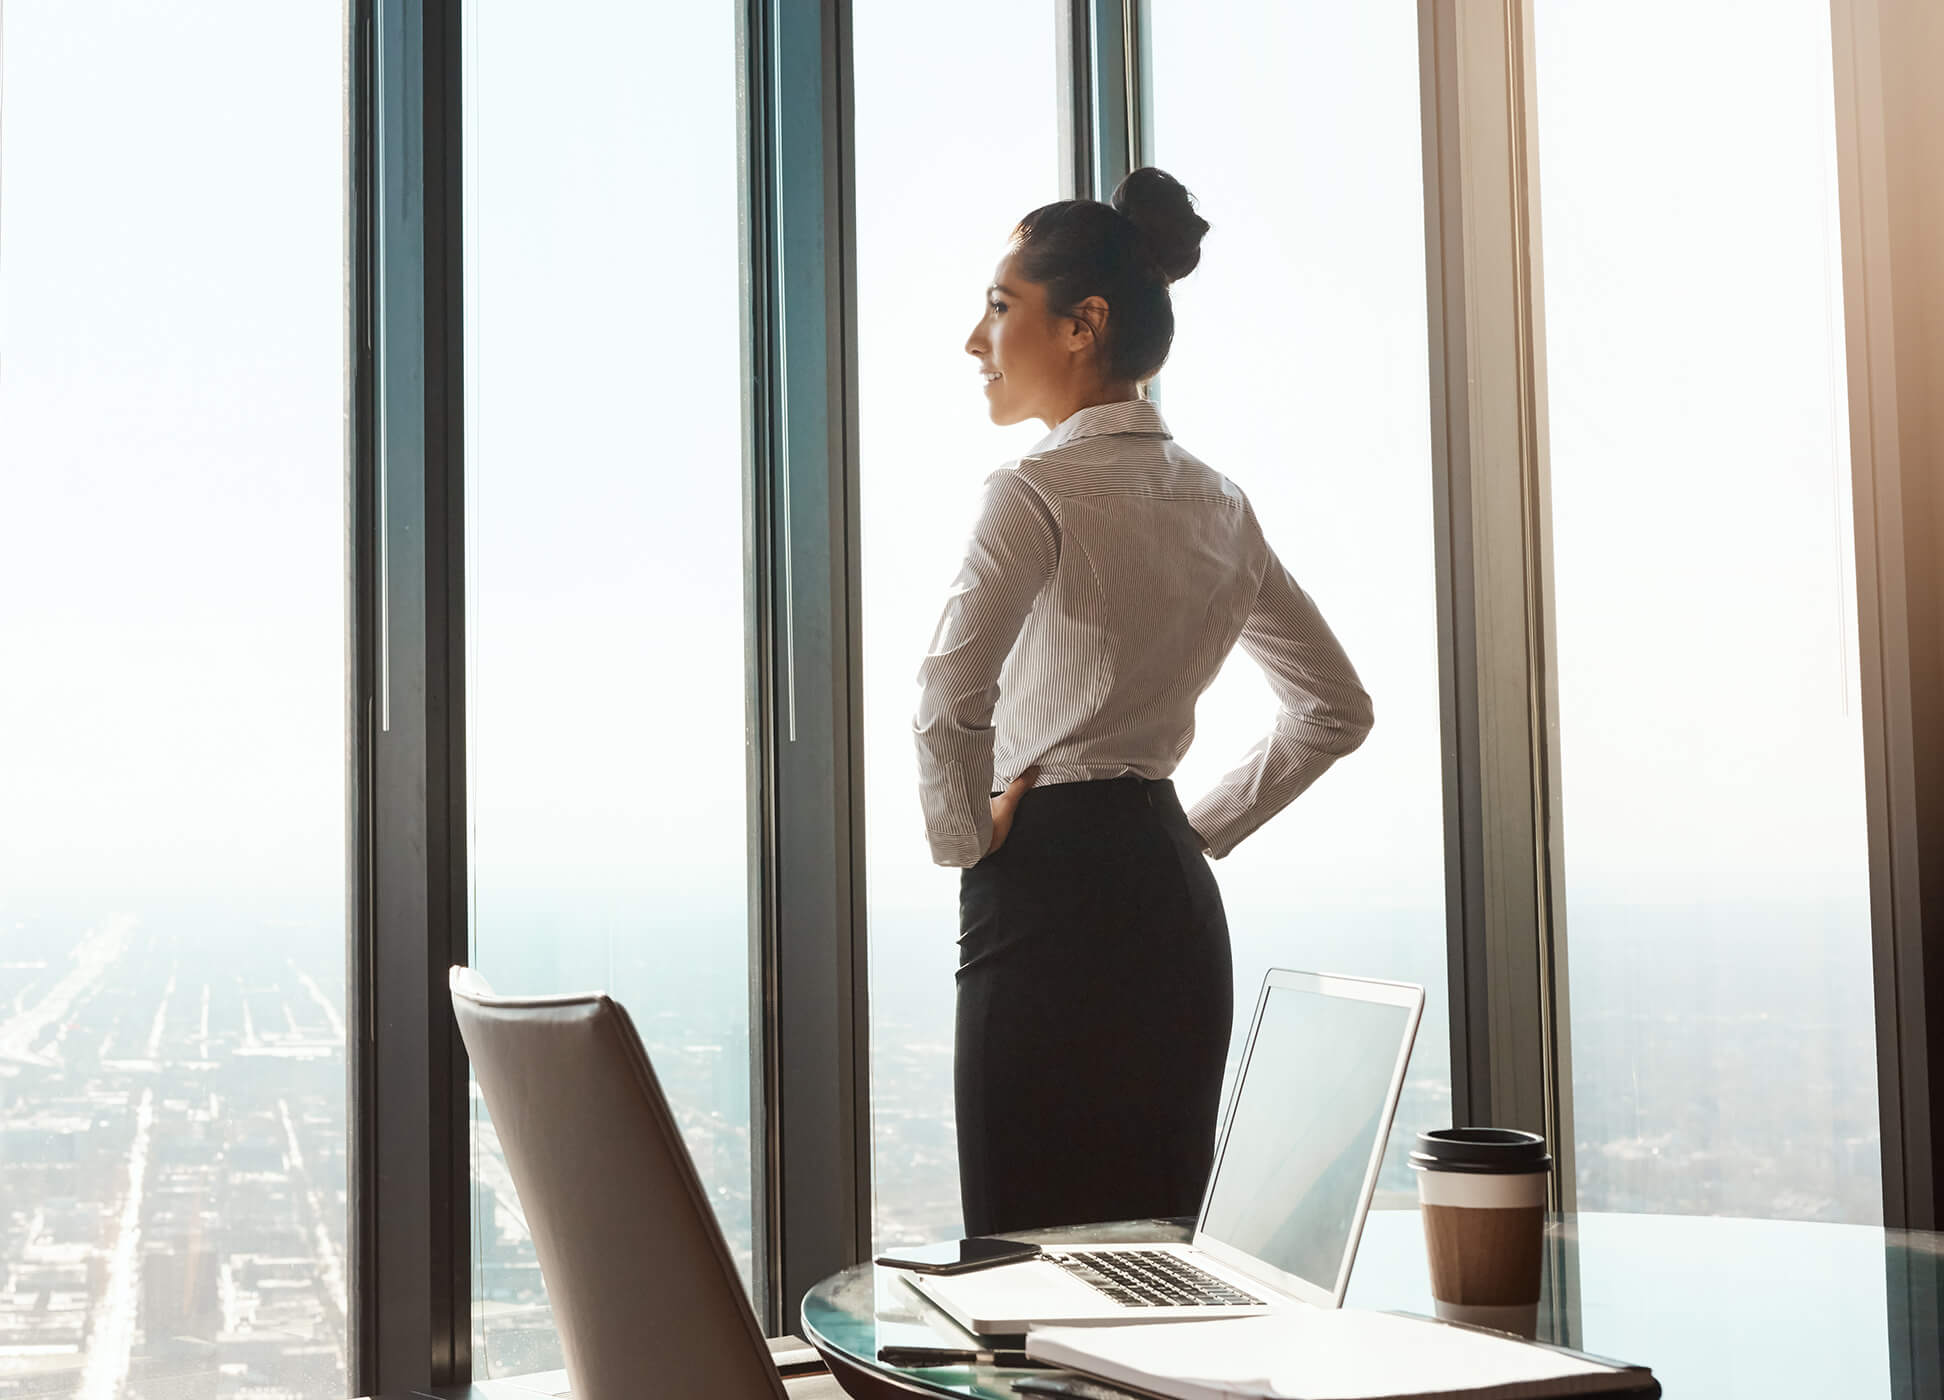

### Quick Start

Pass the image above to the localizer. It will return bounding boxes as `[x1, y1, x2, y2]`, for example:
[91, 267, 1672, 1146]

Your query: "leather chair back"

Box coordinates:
[450, 967, 785, 1400]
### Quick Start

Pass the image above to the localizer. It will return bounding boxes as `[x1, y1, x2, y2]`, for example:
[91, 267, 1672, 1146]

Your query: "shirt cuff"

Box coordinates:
[1184, 796, 1251, 860]
[921, 758, 992, 867]
[927, 831, 987, 868]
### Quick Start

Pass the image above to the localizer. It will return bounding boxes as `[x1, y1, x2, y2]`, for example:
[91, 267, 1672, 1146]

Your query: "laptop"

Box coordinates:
[906, 968, 1424, 1334]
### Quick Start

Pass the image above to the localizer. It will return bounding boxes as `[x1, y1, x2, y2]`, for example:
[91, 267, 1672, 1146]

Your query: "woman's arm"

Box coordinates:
[1185, 547, 1374, 858]
[913, 469, 1059, 868]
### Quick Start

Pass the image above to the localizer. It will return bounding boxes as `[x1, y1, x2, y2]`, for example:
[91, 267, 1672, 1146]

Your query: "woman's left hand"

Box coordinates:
[986, 766, 1041, 856]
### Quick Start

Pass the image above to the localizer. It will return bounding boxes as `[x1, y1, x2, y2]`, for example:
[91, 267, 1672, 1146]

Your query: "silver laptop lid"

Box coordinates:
[1192, 969, 1424, 1309]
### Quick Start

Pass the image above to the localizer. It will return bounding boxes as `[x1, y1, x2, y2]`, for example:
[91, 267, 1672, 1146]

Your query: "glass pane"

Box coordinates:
[0, 4, 348, 1398]
[1534, 0, 1879, 1222]
[1147, 2, 1451, 1208]
[462, 0, 753, 1373]
[853, 1, 1062, 1249]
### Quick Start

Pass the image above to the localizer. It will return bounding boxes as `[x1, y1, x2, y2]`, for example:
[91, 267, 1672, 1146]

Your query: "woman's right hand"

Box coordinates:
[986, 767, 1041, 857]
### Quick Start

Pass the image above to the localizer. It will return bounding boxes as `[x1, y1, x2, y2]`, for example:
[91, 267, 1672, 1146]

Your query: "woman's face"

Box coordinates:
[964, 248, 1098, 427]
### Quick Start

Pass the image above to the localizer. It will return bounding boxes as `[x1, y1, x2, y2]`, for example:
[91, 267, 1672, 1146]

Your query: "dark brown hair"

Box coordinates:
[1009, 167, 1210, 384]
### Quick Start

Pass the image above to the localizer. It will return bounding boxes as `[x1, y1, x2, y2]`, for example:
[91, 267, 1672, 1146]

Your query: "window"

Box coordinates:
[852, 0, 1063, 1249]
[0, 4, 349, 1396]
[1534, 0, 1880, 1222]
[1145, 0, 1451, 1206]
[461, 0, 754, 1373]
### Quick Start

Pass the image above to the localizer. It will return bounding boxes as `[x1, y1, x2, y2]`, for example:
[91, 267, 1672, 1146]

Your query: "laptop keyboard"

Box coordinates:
[1049, 1249, 1266, 1309]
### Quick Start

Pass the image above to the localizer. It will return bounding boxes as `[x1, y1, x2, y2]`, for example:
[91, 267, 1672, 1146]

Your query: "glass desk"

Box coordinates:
[800, 1211, 1944, 1398]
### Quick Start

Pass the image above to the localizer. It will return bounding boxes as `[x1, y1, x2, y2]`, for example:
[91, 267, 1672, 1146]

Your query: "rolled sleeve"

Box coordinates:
[914, 469, 1059, 867]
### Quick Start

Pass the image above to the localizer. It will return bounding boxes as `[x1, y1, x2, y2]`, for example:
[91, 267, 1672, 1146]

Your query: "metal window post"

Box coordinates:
[1414, 0, 1573, 1198]
[349, 0, 470, 1393]
[1414, 0, 1579, 1346]
[1063, 0, 1143, 201]
[742, 0, 872, 1336]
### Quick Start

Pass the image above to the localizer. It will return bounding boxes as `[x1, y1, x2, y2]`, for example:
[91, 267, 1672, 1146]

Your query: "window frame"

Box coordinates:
[1410, 0, 1573, 1203]
[349, 0, 471, 1390]
[740, 0, 875, 1333]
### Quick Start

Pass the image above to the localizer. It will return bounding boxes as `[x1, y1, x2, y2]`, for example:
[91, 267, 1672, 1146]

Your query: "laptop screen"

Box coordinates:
[1198, 981, 1416, 1296]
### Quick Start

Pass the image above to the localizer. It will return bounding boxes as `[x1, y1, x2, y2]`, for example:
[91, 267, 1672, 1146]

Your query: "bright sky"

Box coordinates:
[0, 1, 344, 907]
[461, 0, 747, 925]
[0, 0, 1866, 910]
[1536, 0, 1868, 905]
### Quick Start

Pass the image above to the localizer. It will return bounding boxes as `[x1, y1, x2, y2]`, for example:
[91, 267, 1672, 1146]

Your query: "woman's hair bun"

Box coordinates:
[1110, 167, 1210, 285]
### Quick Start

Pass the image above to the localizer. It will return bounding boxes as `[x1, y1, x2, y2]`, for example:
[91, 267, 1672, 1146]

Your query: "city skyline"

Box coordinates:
[0, 915, 347, 1400]
[1, 891, 1884, 1395]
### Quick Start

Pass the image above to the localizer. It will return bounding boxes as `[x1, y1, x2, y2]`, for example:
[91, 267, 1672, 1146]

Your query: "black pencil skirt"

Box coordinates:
[955, 775, 1234, 1236]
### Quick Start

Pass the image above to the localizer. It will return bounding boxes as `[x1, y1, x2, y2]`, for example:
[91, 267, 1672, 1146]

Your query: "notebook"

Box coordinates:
[1024, 1310, 1658, 1400]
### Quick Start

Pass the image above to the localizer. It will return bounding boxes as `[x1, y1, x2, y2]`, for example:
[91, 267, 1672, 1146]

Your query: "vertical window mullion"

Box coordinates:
[1414, 0, 1578, 1343]
[1414, 0, 1569, 1174]
[747, 0, 871, 1334]
[1057, 2, 1095, 198]
[351, 0, 470, 1391]
[1087, 0, 1135, 195]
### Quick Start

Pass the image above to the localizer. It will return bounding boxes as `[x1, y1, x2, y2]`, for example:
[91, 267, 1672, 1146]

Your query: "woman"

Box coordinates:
[914, 167, 1374, 1237]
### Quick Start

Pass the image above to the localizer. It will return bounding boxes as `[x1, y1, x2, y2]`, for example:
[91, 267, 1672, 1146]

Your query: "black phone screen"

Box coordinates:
[873, 1236, 1042, 1274]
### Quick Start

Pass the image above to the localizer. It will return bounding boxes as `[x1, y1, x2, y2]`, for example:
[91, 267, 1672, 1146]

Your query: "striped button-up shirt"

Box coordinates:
[914, 398, 1373, 868]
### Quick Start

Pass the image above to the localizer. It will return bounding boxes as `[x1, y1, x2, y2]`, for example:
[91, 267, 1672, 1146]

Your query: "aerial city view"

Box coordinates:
[2, 887, 1881, 1398]
[0, 912, 349, 1400]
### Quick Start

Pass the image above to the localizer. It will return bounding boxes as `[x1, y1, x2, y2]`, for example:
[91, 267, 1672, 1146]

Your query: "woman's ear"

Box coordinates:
[1067, 296, 1110, 353]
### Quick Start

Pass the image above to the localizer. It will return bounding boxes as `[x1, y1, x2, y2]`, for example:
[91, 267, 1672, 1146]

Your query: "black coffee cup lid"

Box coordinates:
[1410, 1127, 1552, 1175]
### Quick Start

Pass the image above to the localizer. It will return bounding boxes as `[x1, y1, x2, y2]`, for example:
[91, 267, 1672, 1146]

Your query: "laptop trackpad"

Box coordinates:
[924, 1258, 1104, 1325]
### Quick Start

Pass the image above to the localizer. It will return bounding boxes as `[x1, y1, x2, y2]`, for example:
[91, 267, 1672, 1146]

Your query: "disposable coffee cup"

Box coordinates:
[1410, 1128, 1552, 1337]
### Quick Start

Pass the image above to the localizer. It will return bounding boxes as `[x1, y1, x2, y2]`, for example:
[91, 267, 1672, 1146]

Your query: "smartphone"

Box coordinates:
[873, 1236, 1043, 1275]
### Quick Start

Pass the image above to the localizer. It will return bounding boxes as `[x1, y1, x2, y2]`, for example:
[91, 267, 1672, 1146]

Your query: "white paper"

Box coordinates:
[1028, 1310, 1638, 1400]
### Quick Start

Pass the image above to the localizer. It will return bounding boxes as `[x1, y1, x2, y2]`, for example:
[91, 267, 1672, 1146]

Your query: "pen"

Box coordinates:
[877, 1344, 1051, 1369]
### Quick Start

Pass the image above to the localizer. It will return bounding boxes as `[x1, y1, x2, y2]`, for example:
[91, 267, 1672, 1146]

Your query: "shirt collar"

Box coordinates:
[1031, 397, 1173, 453]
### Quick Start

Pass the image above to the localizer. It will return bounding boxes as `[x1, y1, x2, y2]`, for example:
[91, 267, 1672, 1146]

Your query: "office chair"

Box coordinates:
[450, 967, 844, 1400]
